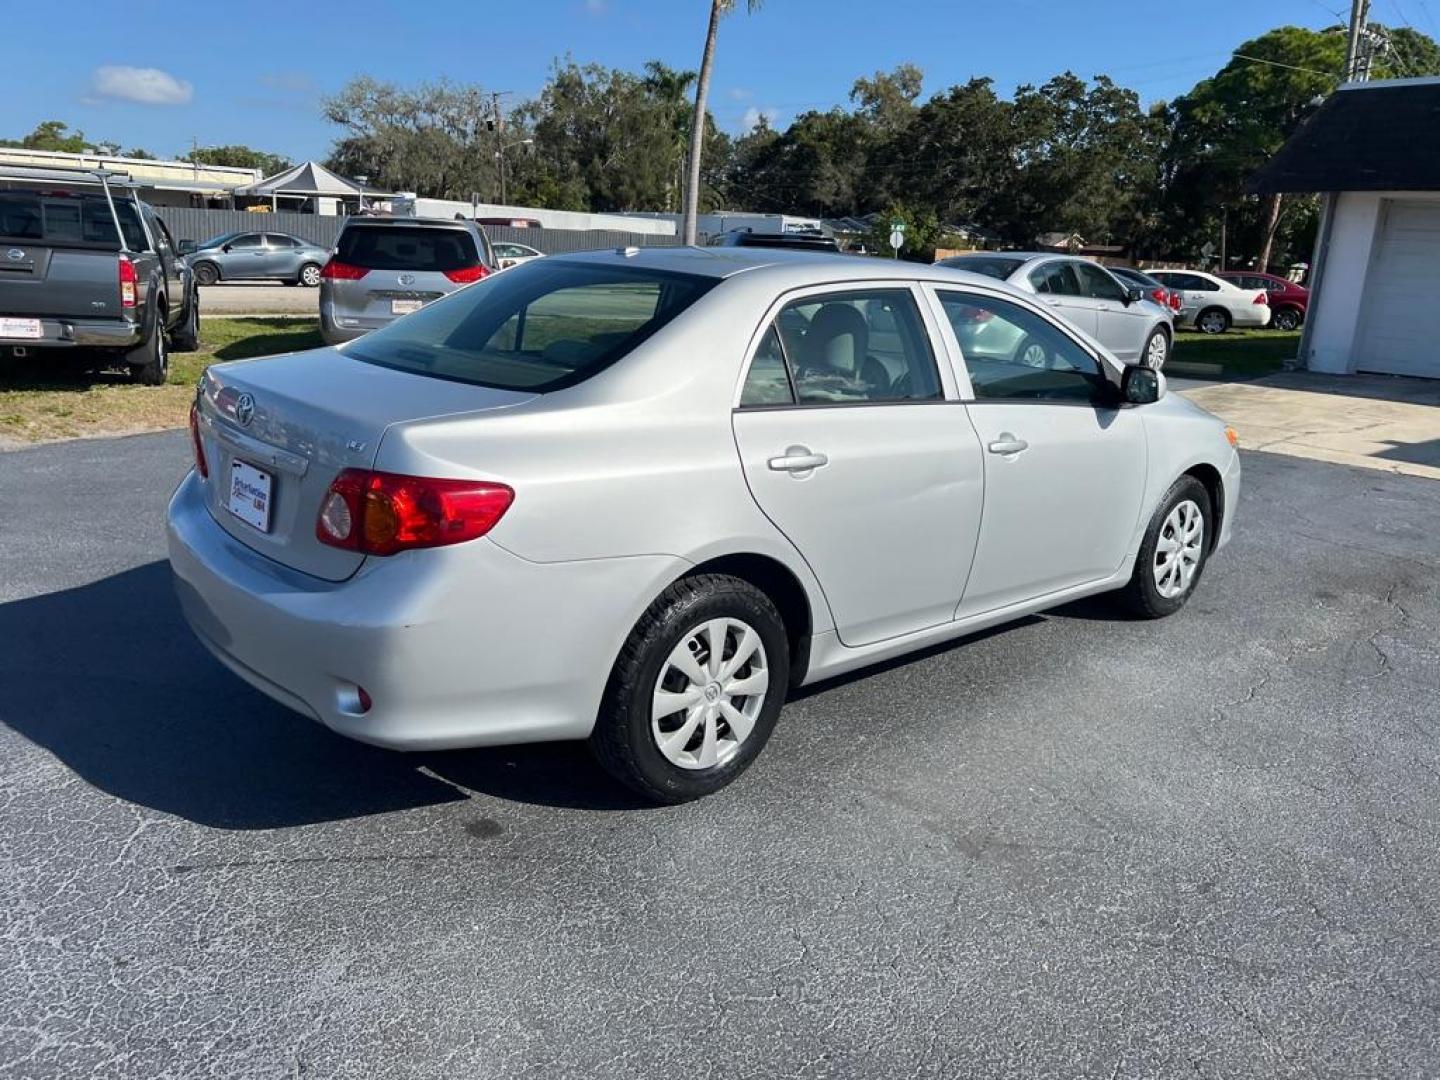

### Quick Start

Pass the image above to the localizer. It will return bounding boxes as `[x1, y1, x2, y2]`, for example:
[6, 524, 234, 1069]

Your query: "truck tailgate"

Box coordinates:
[0, 246, 122, 320]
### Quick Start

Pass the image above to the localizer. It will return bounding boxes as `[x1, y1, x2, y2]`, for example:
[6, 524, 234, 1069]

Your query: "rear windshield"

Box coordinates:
[345, 260, 717, 392]
[938, 255, 1025, 280]
[336, 225, 479, 271]
[0, 189, 146, 250]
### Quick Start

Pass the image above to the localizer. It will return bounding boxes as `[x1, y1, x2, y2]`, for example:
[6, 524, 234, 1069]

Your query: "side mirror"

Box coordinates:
[1122, 364, 1164, 405]
[1123, 285, 1145, 305]
[177, 239, 197, 256]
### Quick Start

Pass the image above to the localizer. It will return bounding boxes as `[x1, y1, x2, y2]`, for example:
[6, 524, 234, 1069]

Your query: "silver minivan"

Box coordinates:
[319, 217, 496, 344]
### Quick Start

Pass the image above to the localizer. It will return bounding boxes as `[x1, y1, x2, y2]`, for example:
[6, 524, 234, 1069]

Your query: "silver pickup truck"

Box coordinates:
[0, 165, 199, 385]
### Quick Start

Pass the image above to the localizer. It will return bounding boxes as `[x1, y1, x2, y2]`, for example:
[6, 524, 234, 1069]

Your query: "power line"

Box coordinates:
[1234, 52, 1342, 76]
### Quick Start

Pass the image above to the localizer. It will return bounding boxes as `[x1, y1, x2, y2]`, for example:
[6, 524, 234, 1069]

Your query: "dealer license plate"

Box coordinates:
[391, 299, 423, 315]
[0, 318, 43, 339]
[227, 460, 273, 532]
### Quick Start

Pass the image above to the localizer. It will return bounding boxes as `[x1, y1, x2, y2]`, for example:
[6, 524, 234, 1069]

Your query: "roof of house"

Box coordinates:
[1250, 77, 1440, 194]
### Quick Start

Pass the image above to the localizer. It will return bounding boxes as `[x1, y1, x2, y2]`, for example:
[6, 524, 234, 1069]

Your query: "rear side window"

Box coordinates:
[337, 226, 479, 272]
[0, 190, 145, 249]
[345, 260, 716, 392]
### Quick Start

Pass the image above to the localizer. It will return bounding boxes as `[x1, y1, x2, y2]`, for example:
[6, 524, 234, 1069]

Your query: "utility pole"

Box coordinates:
[491, 92, 508, 206]
[1345, 0, 1371, 81]
[191, 135, 200, 180]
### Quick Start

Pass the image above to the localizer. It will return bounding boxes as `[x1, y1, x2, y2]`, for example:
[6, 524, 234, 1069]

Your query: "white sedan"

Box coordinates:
[169, 249, 1241, 802]
[1148, 269, 1271, 334]
[492, 241, 543, 270]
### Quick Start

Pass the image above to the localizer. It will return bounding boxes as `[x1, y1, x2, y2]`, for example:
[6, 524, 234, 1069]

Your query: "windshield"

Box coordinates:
[939, 255, 1024, 280]
[198, 232, 242, 249]
[336, 225, 479, 271]
[345, 260, 717, 392]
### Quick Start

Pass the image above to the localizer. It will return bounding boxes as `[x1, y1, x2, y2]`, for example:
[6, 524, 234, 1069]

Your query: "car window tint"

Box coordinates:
[1193, 275, 1219, 292]
[773, 289, 941, 405]
[1030, 262, 1082, 296]
[265, 234, 297, 248]
[346, 261, 715, 392]
[938, 255, 1024, 280]
[1076, 262, 1126, 301]
[230, 234, 263, 249]
[336, 226, 479, 271]
[939, 290, 1108, 404]
[493, 244, 520, 258]
[739, 326, 794, 406]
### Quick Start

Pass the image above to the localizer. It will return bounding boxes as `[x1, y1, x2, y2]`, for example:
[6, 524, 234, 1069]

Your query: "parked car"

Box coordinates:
[169, 248, 1241, 802]
[709, 229, 841, 252]
[1109, 265, 1182, 316]
[182, 231, 332, 288]
[1219, 270, 1308, 331]
[0, 165, 199, 384]
[319, 216, 496, 344]
[492, 241, 543, 270]
[935, 252, 1174, 369]
[1147, 269, 1271, 334]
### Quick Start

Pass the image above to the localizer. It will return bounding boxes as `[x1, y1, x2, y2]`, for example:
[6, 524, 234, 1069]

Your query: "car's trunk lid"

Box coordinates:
[196, 347, 536, 581]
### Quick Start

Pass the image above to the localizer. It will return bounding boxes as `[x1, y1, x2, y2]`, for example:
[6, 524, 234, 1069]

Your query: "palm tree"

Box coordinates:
[643, 61, 698, 213]
[682, 0, 762, 244]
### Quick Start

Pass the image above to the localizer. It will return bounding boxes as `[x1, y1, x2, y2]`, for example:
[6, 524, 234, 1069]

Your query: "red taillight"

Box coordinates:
[320, 259, 369, 280]
[188, 402, 209, 479]
[1150, 287, 1168, 307]
[1169, 291, 1182, 311]
[118, 255, 137, 309]
[1254, 291, 1268, 305]
[443, 264, 490, 284]
[316, 469, 514, 556]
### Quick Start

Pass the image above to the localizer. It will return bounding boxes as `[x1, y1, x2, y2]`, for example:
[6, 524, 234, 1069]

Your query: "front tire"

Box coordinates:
[1116, 475, 1212, 618]
[1143, 327, 1170, 370]
[1196, 307, 1230, 335]
[591, 574, 790, 803]
[192, 261, 219, 287]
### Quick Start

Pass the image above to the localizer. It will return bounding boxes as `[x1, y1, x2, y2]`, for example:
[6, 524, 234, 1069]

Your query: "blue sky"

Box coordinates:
[4, 0, 1373, 164]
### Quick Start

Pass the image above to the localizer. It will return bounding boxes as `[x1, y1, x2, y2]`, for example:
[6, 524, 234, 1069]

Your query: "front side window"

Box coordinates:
[231, 234, 263, 249]
[1076, 262, 1126, 301]
[752, 288, 941, 406]
[346, 260, 716, 392]
[1030, 261, 1082, 296]
[265, 234, 298, 248]
[938, 290, 1109, 404]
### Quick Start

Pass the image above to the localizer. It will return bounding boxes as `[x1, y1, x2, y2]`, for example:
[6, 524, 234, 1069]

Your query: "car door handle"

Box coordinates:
[767, 447, 828, 472]
[987, 434, 1029, 456]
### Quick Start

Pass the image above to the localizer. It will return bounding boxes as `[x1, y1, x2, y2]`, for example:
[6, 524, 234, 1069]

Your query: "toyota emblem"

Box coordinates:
[234, 393, 256, 427]
[5, 248, 24, 262]
[397, 273, 415, 287]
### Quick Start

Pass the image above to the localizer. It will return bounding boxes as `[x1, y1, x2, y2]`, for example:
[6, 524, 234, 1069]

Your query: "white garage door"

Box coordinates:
[1356, 200, 1440, 378]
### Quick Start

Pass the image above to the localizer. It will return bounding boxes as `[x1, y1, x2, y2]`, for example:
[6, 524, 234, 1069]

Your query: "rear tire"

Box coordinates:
[1115, 475, 1212, 619]
[171, 291, 200, 352]
[1272, 306, 1302, 332]
[1196, 307, 1230, 335]
[298, 263, 322, 288]
[127, 314, 169, 386]
[192, 261, 219, 287]
[591, 574, 790, 803]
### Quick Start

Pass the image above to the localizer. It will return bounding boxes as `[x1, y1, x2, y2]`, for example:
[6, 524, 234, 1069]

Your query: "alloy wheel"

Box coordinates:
[1153, 499, 1204, 599]
[301, 264, 322, 287]
[1146, 332, 1168, 369]
[650, 618, 769, 770]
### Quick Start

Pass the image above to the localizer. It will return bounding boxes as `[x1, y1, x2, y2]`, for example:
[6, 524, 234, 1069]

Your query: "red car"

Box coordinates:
[1218, 271, 1308, 331]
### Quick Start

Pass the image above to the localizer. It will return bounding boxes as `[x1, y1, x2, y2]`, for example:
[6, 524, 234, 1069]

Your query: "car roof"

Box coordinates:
[339, 216, 475, 229]
[552, 244, 1046, 295]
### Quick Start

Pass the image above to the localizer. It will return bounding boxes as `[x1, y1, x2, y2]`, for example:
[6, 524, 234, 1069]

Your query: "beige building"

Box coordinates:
[0, 146, 260, 207]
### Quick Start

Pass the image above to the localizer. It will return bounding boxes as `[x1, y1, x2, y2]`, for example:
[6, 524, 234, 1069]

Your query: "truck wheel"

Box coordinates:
[171, 292, 201, 352]
[128, 318, 169, 386]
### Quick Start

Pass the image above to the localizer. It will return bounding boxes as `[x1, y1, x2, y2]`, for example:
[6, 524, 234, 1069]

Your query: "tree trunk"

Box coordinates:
[683, 1, 723, 246]
[1258, 192, 1284, 273]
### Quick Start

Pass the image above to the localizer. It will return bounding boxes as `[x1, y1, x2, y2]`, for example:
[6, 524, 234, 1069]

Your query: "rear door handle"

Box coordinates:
[767, 447, 829, 473]
[987, 433, 1028, 456]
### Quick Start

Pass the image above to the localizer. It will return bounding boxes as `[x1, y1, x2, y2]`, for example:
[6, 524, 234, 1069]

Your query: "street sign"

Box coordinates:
[890, 218, 906, 233]
[889, 229, 905, 253]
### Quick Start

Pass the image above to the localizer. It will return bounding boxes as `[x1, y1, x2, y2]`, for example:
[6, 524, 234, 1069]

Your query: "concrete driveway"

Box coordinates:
[0, 435, 1437, 1079]
[1182, 371, 1440, 481]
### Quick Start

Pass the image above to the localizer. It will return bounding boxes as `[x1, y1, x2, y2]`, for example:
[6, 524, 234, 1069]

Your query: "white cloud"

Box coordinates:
[90, 65, 192, 106]
[742, 106, 779, 130]
[729, 87, 753, 101]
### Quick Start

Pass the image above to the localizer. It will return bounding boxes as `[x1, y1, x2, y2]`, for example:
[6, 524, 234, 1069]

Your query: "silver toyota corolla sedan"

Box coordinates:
[936, 251, 1175, 369]
[169, 248, 1241, 802]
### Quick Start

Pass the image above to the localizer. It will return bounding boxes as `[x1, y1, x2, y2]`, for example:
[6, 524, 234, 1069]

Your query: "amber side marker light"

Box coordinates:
[1225, 427, 1240, 448]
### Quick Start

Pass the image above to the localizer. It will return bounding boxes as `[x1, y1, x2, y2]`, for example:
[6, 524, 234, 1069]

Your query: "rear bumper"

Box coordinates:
[0, 316, 143, 351]
[319, 301, 391, 345]
[167, 470, 686, 751]
[1234, 307, 1272, 329]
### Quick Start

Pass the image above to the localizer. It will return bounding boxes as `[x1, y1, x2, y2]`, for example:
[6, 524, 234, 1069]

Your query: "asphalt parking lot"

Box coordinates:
[1, 434, 1437, 1079]
[200, 282, 319, 316]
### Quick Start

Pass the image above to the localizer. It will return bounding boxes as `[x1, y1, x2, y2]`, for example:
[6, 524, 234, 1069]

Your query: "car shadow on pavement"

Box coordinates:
[0, 561, 649, 829]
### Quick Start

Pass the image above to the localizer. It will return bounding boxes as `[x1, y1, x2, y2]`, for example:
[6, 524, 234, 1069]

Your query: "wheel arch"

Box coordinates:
[1184, 463, 1224, 552]
[680, 552, 814, 687]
